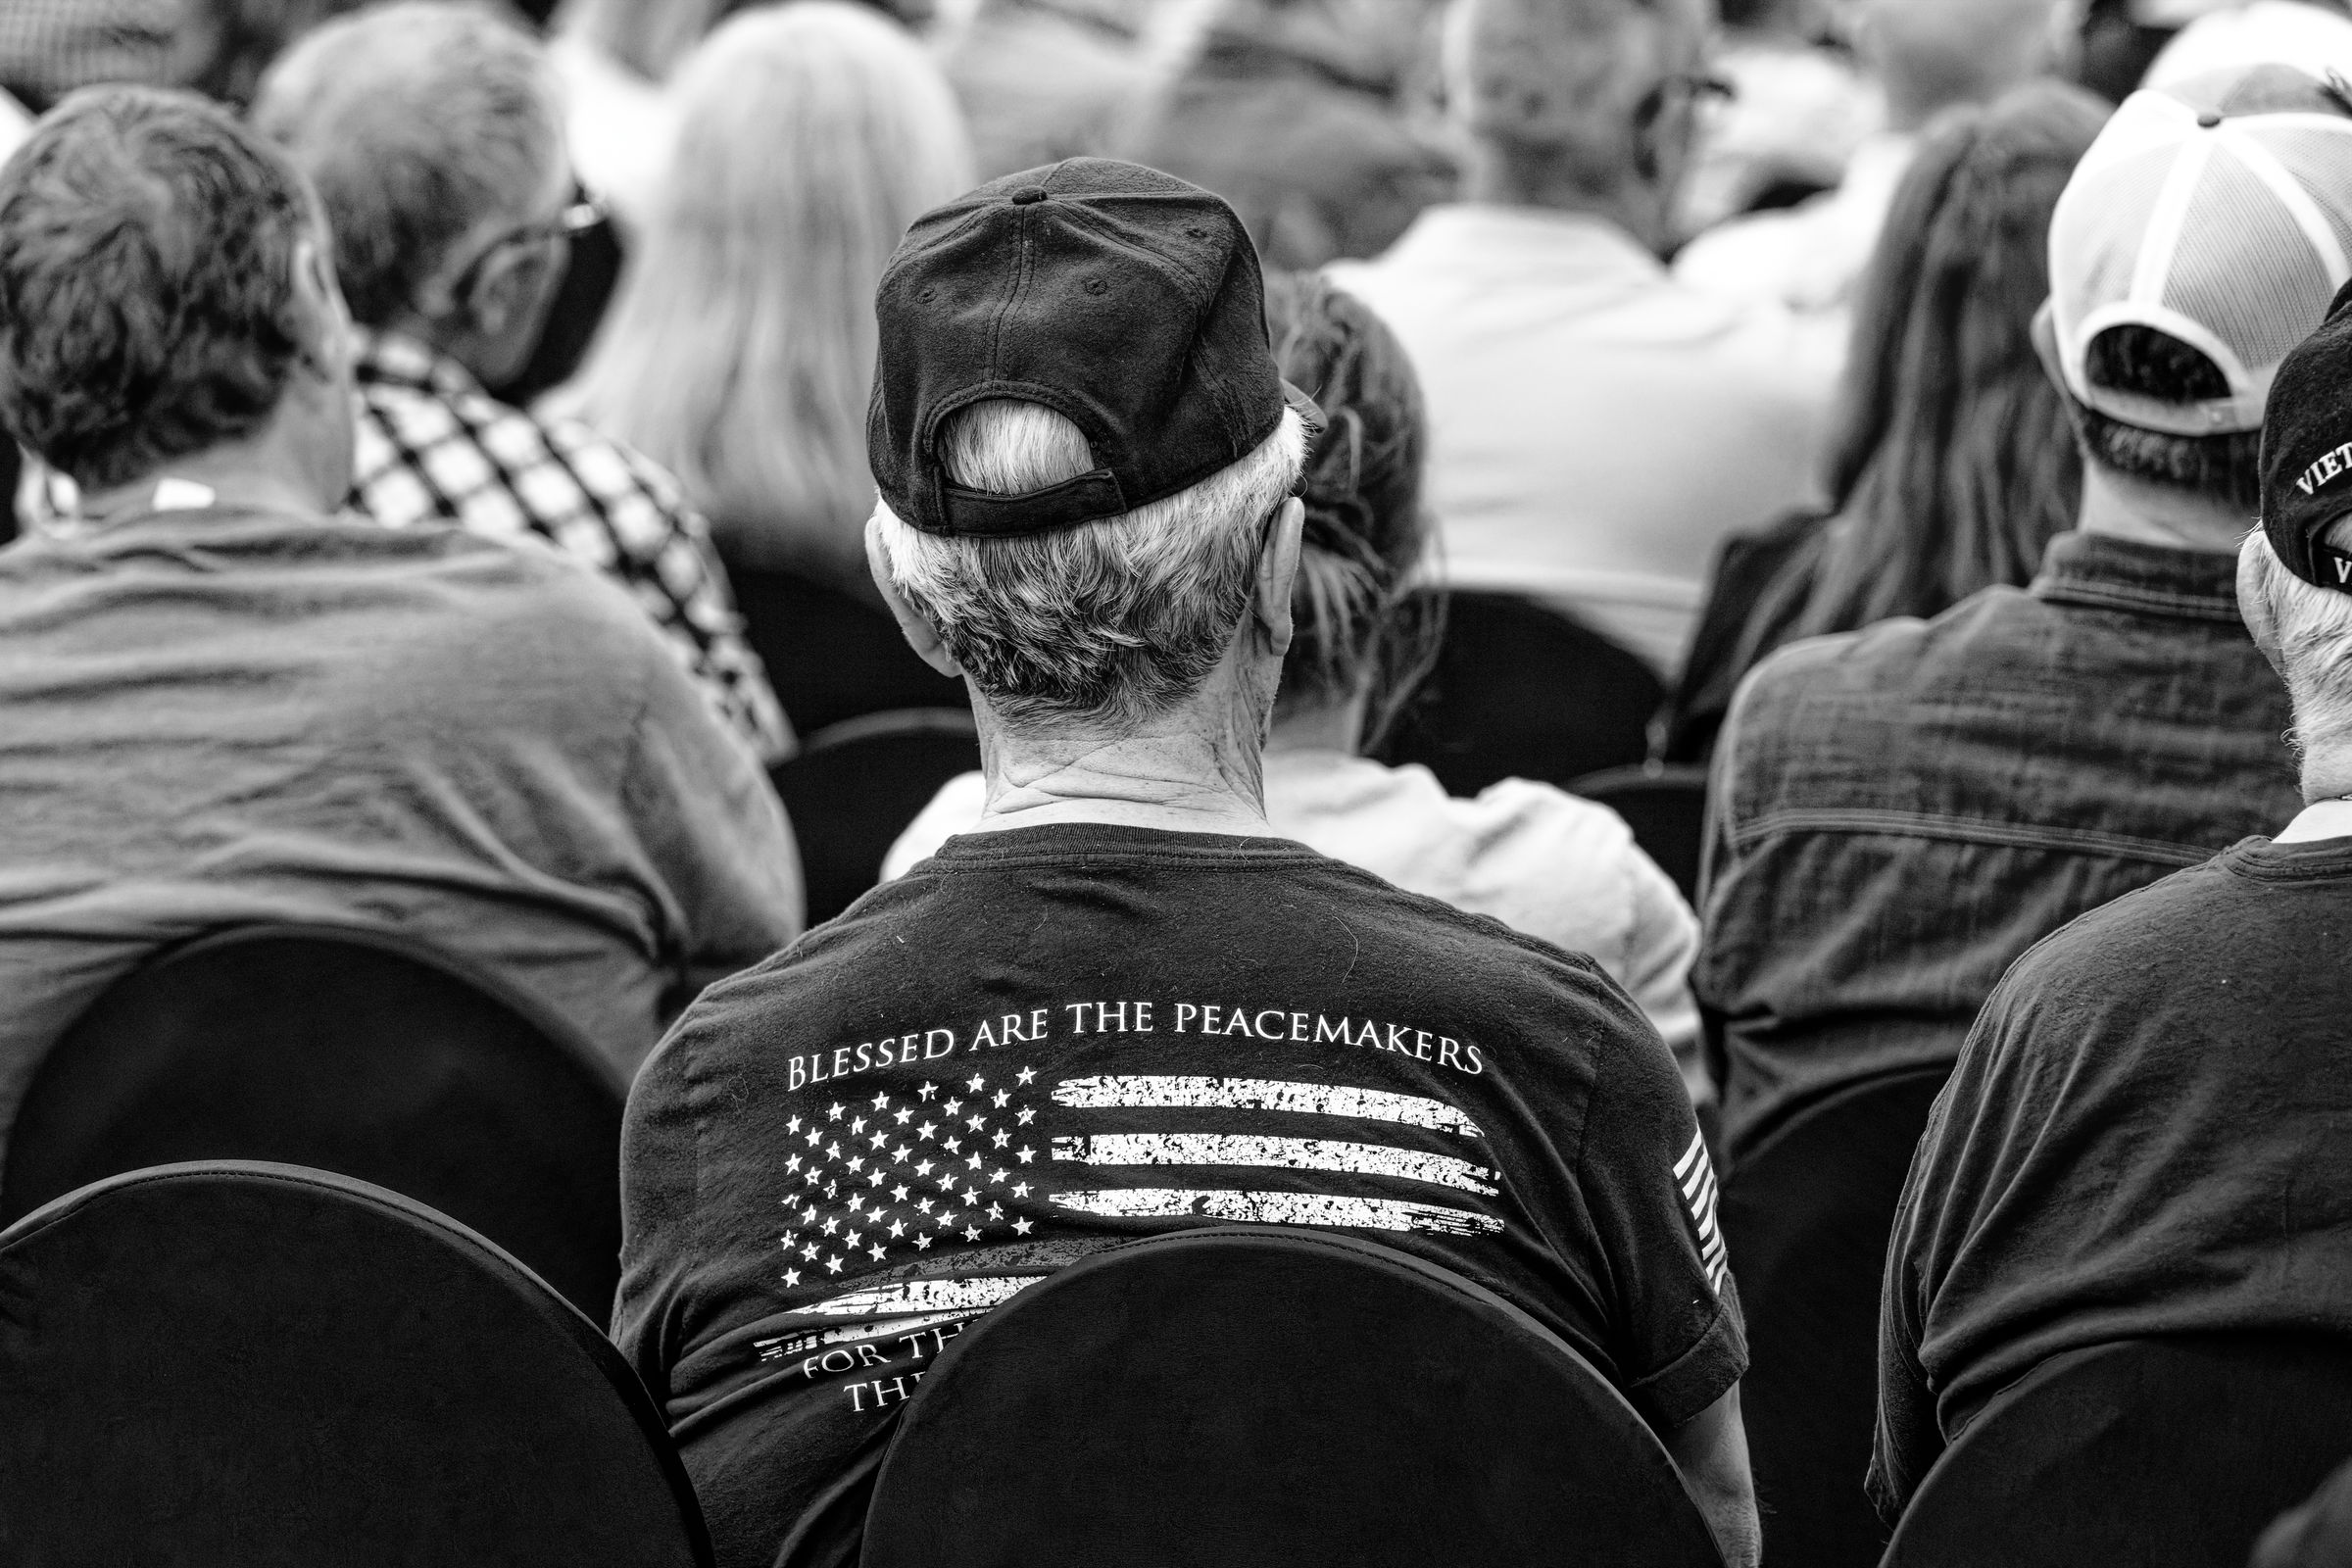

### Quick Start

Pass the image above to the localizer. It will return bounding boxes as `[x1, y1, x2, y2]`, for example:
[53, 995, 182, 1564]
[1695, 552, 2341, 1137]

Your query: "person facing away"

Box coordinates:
[1872, 290, 2352, 1518]
[886, 270, 1708, 1096]
[1666, 80, 2110, 762]
[1117, 0, 1456, 271]
[246, 1, 790, 763]
[614, 159, 1759, 1568]
[1674, 0, 2081, 317]
[1695, 63, 2330, 1169]
[551, 1, 973, 739]
[0, 86, 803, 1176]
[1324, 0, 1835, 677]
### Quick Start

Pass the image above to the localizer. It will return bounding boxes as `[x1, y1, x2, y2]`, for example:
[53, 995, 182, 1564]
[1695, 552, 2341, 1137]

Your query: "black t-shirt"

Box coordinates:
[615, 824, 1744, 1568]
[1875, 836, 2352, 1517]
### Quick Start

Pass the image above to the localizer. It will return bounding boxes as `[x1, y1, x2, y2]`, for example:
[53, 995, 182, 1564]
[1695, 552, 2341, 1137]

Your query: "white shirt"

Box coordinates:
[1672, 132, 1917, 322]
[1327, 205, 1834, 675]
[884, 749, 1707, 1097]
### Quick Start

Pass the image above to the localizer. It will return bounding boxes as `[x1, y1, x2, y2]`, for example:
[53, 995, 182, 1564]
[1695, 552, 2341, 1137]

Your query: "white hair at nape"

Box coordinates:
[876, 400, 1309, 735]
[2239, 527, 2352, 762]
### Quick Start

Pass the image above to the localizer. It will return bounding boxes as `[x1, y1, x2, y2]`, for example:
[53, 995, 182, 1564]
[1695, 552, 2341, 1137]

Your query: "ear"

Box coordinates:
[289, 233, 353, 382]
[1252, 497, 1305, 660]
[2237, 531, 2289, 683]
[459, 237, 556, 341]
[865, 514, 963, 677]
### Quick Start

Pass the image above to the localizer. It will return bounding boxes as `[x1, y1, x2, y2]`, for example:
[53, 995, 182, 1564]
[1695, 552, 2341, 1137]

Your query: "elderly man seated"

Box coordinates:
[1872, 292, 2352, 1520]
[0, 88, 801, 1170]
[613, 159, 1759, 1568]
[251, 1, 788, 762]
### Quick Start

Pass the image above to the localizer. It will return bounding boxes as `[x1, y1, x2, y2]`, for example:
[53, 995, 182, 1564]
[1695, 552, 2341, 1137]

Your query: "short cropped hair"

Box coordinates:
[2239, 527, 2352, 760]
[874, 402, 1309, 733]
[252, 1, 559, 325]
[0, 85, 318, 491]
[2066, 324, 2263, 511]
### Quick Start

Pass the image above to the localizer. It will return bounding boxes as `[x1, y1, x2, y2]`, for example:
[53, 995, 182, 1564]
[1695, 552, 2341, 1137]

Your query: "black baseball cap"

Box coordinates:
[2262, 275, 2352, 592]
[866, 157, 1320, 539]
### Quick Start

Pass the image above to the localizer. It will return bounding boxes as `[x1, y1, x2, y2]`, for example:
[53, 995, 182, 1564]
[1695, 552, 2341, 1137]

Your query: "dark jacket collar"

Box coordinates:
[2030, 529, 2245, 625]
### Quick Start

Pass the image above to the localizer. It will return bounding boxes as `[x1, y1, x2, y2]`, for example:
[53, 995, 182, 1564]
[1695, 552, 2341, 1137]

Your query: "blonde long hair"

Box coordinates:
[558, 2, 974, 585]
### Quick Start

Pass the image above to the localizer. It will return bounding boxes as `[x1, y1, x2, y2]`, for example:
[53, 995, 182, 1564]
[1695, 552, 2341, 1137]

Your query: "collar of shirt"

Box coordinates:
[352, 328, 483, 401]
[1373, 202, 1668, 292]
[2029, 528, 2247, 626]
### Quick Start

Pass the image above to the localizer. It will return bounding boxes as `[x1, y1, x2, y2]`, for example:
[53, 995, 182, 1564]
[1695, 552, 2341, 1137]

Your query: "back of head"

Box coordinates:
[2044, 64, 2352, 514]
[1802, 80, 2108, 634]
[1854, 0, 2077, 129]
[561, 0, 973, 583]
[1443, 0, 1707, 198]
[864, 160, 1310, 737]
[251, 1, 559, 328]
[2243, 287, 2352, 759]
[0, 85, 324, 492]
[1263, 271, 1433, 742]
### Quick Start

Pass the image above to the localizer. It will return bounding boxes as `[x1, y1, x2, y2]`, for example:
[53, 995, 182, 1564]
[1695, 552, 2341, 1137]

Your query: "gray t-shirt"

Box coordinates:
[0, 502, 804, 1170]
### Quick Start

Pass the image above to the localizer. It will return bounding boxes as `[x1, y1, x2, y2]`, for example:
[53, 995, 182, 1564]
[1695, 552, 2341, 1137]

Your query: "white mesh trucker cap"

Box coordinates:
[2047, 64, 2352, 436]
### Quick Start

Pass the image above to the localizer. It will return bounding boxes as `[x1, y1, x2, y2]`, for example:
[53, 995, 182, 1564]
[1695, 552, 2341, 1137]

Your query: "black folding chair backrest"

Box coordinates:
[1, 923, 625, 1317]
[768, 707, 981, 925]
[1571, 762, 1710, 901]
[0, 1161, 711, 1567]
[1883, 1334, 2352, 1568]
[1716, 1063, 1951, 1568]
[860, 1226, 1725, 1568]
[1376, 589, 1664, 796]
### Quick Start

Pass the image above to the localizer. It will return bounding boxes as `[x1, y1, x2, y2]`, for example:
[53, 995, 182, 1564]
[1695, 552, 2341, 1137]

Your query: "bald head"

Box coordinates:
[1854, 0, 2077, 130]
[251, 1, 562, 326]
[1444, 0, 1712, 218]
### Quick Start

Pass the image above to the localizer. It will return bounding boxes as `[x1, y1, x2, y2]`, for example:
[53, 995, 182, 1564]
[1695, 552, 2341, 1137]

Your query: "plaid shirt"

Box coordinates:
[351, 330, 791, 764]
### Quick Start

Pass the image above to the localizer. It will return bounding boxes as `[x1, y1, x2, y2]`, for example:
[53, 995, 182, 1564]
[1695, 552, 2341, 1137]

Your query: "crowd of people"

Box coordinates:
[5, 0, 2352, 1564]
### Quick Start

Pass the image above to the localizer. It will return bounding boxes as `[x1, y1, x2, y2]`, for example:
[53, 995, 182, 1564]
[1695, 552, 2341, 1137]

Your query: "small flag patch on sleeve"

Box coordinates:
[1675, 1129, 1730, 1295]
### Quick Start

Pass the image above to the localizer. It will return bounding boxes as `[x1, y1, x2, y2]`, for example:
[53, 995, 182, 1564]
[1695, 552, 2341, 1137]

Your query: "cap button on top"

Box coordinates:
[1009, 186, 1051, 205]
[2197, 111, 2224, 128]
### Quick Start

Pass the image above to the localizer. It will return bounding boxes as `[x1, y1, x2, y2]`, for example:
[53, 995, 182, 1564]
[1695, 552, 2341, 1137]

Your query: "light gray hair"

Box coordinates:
[875, 399, 1309, 733]
[2239, 527, 2352, 766]
[251, 1, 561, 326]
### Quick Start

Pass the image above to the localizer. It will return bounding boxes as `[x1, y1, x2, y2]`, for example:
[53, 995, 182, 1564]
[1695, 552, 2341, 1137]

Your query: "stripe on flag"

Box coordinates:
[1052, 1075, 1484, 1139]
[1052, 1132, 1498, 1195]
[1052, 1186, 1502, 1237]
[797, 1275, 1046, 1318]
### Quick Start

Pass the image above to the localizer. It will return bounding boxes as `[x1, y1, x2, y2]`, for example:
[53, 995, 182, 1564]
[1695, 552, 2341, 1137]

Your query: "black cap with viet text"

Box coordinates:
[866, 157, 1319, 539]
[2264, 279, 2352, 591]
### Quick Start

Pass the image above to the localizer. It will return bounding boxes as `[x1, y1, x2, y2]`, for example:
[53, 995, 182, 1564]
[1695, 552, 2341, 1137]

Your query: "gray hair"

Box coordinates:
[251, 1, 561, 325]
[875, 399, 1309, 732]
[1443, 0, 1706, 197]
[2239, 528, 2352, 765]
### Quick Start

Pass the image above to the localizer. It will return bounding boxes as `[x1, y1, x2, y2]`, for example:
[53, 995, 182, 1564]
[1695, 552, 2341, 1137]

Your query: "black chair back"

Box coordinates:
[1572, 762, 1710, 901]
[1717, 1063, 1951, 1568]
[1376, 589, 1664, 796]
[1, 923, 624, 1317]
[1883, 1334, 2352, 1568]
[0, 1160, 711, 1567]
[769, 707, 981, 924]
[860, 1226, 1725, 1568]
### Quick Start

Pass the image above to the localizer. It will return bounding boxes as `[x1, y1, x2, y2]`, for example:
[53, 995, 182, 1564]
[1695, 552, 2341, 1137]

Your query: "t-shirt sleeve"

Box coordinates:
[622, 645, 805, 995]
[1574, 1012, 1748, 1432]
